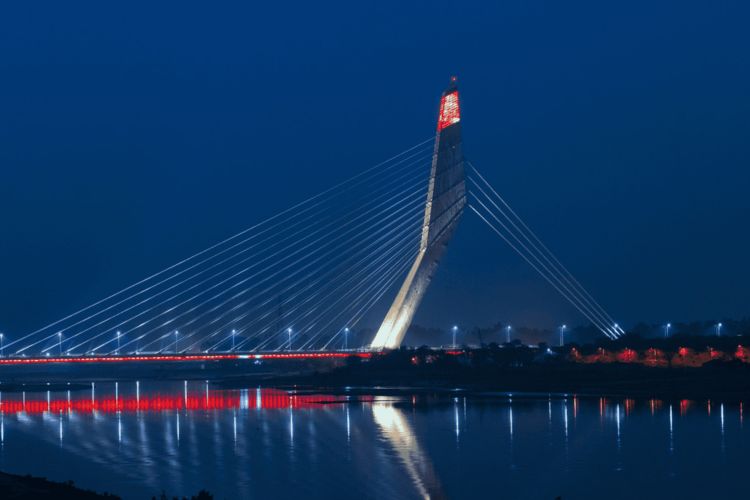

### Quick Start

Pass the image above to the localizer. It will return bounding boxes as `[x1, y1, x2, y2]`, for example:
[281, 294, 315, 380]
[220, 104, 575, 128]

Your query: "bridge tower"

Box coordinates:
[370, 79, 466, 349]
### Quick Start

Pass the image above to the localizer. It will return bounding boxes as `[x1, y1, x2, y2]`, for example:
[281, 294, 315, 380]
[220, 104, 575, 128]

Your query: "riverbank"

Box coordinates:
[222, 346, 750, 400]
[0, 471, 119, 499]
[0, 471, 215, 499]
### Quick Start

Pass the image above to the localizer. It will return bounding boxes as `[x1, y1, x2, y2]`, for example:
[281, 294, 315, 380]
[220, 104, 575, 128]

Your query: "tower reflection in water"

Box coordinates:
[372, 400, 446, 500]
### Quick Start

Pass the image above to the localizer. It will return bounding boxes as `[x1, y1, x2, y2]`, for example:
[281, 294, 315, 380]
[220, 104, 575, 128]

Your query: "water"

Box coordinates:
[0, 382, 745, 499]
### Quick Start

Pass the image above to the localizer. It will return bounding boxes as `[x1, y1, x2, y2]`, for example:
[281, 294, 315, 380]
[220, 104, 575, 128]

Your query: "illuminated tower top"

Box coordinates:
[437, 78, 460, 131]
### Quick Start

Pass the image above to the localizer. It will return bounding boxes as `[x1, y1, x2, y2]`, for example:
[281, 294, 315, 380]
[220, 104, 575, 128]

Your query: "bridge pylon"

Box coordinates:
[370, 78, 466, 349]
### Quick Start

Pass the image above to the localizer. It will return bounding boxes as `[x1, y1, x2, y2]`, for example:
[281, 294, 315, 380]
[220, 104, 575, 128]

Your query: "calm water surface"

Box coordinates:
[0, 381, 744, 499]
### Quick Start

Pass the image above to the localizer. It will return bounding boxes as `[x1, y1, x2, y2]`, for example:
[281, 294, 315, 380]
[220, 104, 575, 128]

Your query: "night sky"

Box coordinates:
[2, 1, 749, 339]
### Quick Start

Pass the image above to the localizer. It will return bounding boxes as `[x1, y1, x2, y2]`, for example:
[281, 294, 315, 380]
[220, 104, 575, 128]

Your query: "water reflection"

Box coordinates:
[345, 403, 351, 441]
[669, 404, 674, 455]
[0, 386, 343, 414]
[0, 385, 745, 499]
[372, 401, 445, 499]
[453, 397, 460, 442]
[508, 400, 514, 440]
[508, 396, 516, 471]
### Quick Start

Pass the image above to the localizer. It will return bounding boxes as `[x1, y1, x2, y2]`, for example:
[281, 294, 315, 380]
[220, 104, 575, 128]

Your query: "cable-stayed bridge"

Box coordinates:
[0, 78, 623, 366]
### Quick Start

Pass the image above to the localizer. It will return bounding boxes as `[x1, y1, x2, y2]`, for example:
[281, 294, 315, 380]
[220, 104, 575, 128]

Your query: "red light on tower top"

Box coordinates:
[437, 89, 460, 131]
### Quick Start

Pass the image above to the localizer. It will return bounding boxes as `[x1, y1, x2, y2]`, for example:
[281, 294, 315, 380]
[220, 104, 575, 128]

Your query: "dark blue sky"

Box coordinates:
[2, 1, 749, 336]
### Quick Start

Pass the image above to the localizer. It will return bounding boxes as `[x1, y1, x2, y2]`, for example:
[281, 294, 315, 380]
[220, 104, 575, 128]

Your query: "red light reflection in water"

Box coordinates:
[0, 389, 355, 414]
[624, 399, 635, 416]
[680, 399, 691, 416]
[648, 399, 663, 415]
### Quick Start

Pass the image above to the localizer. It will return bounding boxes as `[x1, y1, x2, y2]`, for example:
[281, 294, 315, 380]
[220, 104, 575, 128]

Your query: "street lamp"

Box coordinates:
[116, 330, 121, 354]
[506, 325, 511, 344]
[0, 333, 4, 357]
[664, 323, 671, 338]
[174, 330, 179, 353]
[287, 328, 293, 351]
[716, 322, 723, 337]
[559, 325, 567, 347]
[231, 329, 236, 350]
[58, 332, 63, 356]
[452, 325, 458, 348]
[344, 327, 350, 350]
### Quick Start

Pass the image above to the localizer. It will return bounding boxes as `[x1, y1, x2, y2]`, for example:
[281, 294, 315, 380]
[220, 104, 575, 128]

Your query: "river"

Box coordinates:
[0, 381, 743, 499]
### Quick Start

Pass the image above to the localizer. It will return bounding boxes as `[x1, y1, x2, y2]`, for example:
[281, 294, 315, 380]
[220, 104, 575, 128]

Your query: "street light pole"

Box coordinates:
[344, 328, 349, 350]
[174, 330, 179, 353]
[664, 323, 671, 338]
[716, 322, 723, 337]
[58, 332, 62, 356]
[116, 331, 121, 354]
[506, 325, 511, 344]
[559, 325, 566, 347]
[0, 333, 4, 357]
[287, 328, 293, 351]
[232, 329, 236, 350]
[452, 325, 458, 349]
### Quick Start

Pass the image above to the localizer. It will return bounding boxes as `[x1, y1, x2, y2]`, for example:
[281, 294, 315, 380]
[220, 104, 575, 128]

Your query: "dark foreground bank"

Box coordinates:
[0, 471, 215, 499]
[0, 471, 119, 499]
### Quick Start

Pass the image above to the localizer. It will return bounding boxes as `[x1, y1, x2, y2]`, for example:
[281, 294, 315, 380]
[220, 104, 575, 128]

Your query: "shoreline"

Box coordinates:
[0, 471, 119, 499]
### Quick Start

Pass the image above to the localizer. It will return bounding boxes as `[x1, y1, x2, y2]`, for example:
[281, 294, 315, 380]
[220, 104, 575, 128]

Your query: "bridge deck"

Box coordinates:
[0, 351, 372, 366]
